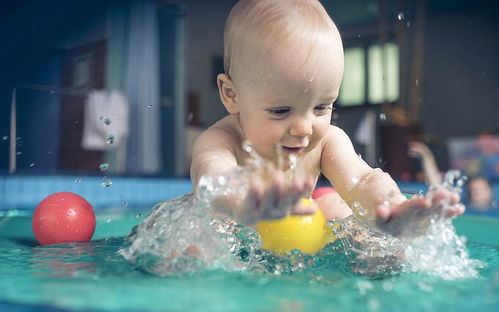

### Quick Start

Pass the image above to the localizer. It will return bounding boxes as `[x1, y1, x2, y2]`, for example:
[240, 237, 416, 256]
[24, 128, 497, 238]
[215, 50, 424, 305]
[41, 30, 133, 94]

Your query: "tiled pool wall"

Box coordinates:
[2, 175, 498, 213]
[0, 175, 193, 211]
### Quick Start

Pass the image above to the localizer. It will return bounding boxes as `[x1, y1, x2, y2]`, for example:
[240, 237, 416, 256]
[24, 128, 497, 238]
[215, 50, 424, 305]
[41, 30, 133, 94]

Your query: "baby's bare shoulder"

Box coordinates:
[321, 125, 350, 148]
[195, 116, 243, 150]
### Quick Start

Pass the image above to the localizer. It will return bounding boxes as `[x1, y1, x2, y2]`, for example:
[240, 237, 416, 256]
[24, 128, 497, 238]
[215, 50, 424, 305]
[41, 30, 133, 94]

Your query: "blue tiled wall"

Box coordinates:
[0, 175, 193, 211]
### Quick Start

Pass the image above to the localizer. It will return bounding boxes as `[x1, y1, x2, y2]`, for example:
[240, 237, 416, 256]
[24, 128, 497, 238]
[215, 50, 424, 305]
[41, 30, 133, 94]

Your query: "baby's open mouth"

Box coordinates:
[281, 146, 304, 154]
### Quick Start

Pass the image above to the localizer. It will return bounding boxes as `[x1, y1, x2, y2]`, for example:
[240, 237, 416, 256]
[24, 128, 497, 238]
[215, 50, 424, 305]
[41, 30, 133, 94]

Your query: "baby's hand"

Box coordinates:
[375, 189, 464, 237]
[289, 198, 318, 215]
[242, 172, 315, 223]
[212, 171, 314, 225]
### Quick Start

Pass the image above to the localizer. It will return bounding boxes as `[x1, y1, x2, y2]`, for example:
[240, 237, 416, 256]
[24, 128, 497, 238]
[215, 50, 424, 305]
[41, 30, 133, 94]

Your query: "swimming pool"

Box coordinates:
[0, 178, 498, 311]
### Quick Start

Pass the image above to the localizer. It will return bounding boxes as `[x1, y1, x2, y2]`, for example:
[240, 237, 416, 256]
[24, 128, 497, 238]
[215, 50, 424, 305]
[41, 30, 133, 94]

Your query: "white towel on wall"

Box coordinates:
[81, 89, 129, 151]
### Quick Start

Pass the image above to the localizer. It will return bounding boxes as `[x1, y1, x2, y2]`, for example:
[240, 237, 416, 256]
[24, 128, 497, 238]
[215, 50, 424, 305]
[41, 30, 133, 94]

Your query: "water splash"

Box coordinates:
[403, 171, 484, 279]
[330, 170, 484, 279]
[119, 141, 313, 276]
[119, 144, 483, 280]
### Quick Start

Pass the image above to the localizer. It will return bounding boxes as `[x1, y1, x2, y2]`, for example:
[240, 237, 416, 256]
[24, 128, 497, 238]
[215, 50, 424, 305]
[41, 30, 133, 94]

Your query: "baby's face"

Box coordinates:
[234, 39, 343, 167]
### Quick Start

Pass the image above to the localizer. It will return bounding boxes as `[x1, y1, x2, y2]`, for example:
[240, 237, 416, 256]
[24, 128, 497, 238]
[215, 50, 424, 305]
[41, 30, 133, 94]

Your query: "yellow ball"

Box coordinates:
[255, 198, 331, 254]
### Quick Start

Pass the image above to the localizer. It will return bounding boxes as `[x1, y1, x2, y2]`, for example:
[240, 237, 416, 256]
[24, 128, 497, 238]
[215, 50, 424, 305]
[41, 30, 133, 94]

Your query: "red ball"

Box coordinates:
[32, 192, 96, 245]
[311, 186, 337, 200]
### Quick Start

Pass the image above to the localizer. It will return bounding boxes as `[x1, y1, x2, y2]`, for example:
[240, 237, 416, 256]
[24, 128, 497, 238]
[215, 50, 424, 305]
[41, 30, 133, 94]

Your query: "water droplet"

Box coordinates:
[106, 135, 115, 144]
[415, 79, 419, 86]
[74, 177, 81, 183]
[99, 163, 109, 172]
[101, 179, 113, 188]
[104, 118, 111, 126]
[379, 113, 386, 121]
[1, 135, 8, 141]
[397, 12, 404, 20]
[147, 103, 153, 108]
[29, 163, 35, 167]
[353, 201, 368, 216]
[217, 176, 227, 186]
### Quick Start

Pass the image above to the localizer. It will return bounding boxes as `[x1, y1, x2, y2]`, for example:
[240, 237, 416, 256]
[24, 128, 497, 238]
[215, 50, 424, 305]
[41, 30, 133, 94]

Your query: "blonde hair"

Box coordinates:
[223, 0, 341, 83]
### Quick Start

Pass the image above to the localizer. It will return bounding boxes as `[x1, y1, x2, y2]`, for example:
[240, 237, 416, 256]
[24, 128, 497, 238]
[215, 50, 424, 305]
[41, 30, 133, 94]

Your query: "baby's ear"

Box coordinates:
[217, 73, 239, 114]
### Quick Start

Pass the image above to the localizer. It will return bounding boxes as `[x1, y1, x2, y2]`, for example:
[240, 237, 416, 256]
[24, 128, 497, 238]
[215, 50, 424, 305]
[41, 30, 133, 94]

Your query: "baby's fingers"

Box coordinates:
[291, 199, 318, 215]
[259, 175, 287, 219]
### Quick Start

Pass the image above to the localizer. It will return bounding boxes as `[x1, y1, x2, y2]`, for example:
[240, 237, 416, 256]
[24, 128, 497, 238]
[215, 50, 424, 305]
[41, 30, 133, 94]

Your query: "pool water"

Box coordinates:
[0, 211, 498, 312]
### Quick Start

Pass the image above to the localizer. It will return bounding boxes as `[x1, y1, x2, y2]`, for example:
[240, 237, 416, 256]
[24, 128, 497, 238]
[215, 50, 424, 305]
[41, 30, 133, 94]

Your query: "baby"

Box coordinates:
[191, 0, 463, 238]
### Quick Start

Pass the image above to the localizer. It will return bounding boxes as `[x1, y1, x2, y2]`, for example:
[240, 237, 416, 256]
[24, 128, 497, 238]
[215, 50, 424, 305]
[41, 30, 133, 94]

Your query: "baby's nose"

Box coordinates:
[289, 117, 313, 137]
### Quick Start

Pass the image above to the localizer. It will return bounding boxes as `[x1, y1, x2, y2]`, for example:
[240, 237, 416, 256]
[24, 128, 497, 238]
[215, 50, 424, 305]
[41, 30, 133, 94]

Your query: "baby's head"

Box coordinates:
[218, 0, 344, 165]
[221, 0, 343, 94]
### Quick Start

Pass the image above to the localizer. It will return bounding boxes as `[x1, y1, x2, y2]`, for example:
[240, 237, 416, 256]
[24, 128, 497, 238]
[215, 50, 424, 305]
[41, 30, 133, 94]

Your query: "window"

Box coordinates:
[338, 42, 399, 106]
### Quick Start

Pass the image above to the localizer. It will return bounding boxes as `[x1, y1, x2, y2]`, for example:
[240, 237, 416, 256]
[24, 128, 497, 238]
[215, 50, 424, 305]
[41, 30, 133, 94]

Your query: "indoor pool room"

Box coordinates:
[1, 1, 498, 311]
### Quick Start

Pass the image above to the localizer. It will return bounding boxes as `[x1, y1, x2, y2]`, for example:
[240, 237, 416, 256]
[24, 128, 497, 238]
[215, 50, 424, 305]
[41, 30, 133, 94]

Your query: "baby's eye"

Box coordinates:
[314, 103, 334, 114]
[267, 107, 291, 118]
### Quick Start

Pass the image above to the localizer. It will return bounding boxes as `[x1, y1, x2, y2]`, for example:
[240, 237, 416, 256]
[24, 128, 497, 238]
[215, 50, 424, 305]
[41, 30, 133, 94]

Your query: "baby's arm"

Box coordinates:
[191, 126, 313, 225]
[321, 126, 462, 237]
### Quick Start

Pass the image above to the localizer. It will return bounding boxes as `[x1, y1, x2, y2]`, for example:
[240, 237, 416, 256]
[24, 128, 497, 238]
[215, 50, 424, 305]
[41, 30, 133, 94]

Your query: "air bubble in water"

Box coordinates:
[379, 113, 386, 121]
[1, 135, 7, 141]
[104, 118, 111, 126]
[29, 163, 35, 167]
[397, 12, 404, 20]
[74, 177, 81, 183]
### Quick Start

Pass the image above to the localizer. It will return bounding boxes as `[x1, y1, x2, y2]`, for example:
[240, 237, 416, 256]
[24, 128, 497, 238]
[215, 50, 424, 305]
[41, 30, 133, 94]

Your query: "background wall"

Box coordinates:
[1, 0, 498, 176]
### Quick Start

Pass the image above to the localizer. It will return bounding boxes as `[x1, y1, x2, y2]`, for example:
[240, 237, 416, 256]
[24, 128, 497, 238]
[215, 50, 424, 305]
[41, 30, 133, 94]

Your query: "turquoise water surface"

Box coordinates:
[0, 210, 498, 312]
